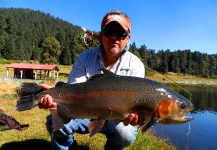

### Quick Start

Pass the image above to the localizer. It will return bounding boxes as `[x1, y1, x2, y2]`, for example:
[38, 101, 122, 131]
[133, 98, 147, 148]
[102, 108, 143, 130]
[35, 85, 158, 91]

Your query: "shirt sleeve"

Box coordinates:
[130, 56, 145, 78]
[67, 55, 87, 84]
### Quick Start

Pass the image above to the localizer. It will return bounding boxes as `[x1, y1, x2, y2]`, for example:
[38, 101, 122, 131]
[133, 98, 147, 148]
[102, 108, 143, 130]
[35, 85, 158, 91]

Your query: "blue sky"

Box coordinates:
[1, 0, 217, 54]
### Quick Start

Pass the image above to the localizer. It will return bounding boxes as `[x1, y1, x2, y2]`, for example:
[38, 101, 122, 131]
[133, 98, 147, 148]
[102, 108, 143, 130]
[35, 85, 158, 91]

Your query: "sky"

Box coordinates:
[1, 0, 217, 54]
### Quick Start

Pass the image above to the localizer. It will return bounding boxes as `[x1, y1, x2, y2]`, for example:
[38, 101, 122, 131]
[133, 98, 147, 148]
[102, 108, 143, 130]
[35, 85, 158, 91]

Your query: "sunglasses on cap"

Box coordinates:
[102, 28, 129, 39]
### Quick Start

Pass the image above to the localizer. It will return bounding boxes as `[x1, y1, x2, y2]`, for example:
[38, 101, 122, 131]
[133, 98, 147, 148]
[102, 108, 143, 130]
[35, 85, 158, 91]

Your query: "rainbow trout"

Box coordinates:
[17, 69, 194, 137]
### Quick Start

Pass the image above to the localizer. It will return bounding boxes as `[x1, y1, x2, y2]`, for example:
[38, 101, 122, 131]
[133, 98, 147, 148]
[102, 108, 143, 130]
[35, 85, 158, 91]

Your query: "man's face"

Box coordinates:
[101, 22, 131, 56]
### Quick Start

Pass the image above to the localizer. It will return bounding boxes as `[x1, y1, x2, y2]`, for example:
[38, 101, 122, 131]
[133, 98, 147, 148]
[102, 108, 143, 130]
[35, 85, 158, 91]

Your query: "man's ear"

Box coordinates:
[127, 34, 131, 41]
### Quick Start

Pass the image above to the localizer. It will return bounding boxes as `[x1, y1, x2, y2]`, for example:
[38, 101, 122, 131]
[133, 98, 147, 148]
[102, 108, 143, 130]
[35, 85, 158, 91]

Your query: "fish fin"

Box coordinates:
[16, 83, 43, 111]
[16, 95, 35, 111]
[55, 81, 67, 87]
[88, 118, 106, 138]
[99, 68, 116, 76]
[141, 117, 160, 133]
[88, 74, 107, 80]
[49, 107, 66, 131]
[20, 83, 43, 96]
[88, 68, 117, 81]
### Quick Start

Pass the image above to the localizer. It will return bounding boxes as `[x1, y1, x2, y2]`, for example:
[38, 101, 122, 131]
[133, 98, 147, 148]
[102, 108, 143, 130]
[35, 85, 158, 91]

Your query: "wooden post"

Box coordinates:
[40, 70, 42, 79]
[20, 69, 23, 79]
[56, 71, 59, 81]
[34, 71, 37, 80]
[6, 68, 9, 77]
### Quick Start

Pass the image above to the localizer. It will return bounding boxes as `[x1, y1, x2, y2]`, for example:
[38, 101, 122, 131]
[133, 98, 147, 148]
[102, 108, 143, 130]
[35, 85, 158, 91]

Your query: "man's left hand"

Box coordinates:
[124, 111, 144, 126]
[115, 111, 145, 126]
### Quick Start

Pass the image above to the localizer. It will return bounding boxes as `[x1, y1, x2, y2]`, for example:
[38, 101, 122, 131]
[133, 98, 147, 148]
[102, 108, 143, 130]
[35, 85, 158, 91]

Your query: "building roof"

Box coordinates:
[6, 63, 59, 71]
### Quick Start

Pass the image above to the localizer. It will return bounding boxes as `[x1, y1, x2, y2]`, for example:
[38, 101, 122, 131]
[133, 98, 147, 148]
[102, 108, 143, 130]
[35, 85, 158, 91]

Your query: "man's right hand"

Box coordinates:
[38, 84, 57, 109]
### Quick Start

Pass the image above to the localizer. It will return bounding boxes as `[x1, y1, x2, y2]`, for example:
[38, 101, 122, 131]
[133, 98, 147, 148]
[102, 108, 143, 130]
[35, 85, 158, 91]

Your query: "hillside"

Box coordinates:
[0, 8, 97, 65]
[0, 8, 217, 78]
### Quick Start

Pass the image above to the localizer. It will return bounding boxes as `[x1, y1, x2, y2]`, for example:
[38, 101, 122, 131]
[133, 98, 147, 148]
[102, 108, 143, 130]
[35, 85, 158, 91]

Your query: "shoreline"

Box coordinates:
[146, 73, 217, 87]
[1, 76, 217, 87]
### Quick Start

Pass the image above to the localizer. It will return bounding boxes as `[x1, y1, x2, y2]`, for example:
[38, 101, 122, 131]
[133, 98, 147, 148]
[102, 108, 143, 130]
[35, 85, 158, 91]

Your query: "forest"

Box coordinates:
[0, 8, 216, 78]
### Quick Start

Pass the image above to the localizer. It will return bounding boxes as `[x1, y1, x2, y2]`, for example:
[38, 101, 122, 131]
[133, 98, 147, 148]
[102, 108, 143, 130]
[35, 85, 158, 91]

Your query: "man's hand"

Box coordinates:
[122, 111, 144, 126]
[38, 84, 57, 109]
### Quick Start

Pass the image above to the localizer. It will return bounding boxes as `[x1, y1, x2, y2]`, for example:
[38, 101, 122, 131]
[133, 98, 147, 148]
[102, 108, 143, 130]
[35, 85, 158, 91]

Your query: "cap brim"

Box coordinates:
[103, 21, 128, 31]
[101, 14, 131, 32]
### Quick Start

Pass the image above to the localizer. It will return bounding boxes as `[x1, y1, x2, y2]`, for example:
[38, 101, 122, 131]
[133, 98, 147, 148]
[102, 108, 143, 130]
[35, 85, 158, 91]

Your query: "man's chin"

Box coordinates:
[108, 48, 123, 55]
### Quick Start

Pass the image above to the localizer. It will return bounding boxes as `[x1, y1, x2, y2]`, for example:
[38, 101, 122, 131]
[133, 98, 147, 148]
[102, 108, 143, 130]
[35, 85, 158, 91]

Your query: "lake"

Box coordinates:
[153, 85, 217, 150]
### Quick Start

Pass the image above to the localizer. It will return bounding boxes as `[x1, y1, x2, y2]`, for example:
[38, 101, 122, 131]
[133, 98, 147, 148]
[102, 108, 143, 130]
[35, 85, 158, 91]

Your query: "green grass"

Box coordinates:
[0, 81, 176, 150]
[2, 63, 212, 149]
[2, 63, 217, 86]
[146, 71, 217, 86]
[0, 63, 177, 149]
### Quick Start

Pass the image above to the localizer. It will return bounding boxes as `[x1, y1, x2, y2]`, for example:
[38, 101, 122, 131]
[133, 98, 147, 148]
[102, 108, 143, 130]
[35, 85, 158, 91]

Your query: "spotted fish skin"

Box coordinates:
[17, 69, 194, 136]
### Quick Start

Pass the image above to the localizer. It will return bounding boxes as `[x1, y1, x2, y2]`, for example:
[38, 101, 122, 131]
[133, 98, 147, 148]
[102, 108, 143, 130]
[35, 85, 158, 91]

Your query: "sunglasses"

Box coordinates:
[102, 28, 129, 39]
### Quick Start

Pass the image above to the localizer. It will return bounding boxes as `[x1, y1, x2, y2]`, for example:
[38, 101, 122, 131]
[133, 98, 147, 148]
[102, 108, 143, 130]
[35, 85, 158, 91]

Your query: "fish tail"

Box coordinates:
[16, 83, 42, 111]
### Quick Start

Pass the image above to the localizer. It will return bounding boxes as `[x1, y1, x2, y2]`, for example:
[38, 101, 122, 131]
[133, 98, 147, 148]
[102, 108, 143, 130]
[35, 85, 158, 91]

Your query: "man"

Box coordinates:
[39, 10, 145, 150]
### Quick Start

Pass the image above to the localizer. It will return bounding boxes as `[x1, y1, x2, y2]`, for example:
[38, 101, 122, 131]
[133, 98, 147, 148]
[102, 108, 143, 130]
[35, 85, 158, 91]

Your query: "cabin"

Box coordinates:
[5, 63, 59, 80]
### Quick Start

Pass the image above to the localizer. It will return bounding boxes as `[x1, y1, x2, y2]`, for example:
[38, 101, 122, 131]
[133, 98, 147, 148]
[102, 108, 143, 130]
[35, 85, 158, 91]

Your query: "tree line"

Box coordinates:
[129, 42, 217, 78]
[0, 8, 216, 78]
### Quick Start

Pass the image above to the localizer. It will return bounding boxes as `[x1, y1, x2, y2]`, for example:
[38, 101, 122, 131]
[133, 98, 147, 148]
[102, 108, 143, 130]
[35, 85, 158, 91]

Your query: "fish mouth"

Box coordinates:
[161, 114, 194, 124]
[180, 115, 194, 121]
[169, 115, 193, 124]
[175, 103, 195, 123]
[189, 103, 195, 111]
[160, 103, 195, 124]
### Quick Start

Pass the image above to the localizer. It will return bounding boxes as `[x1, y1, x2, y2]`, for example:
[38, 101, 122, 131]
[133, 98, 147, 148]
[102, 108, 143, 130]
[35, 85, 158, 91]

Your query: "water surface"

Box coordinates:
[154, 85, 217, 150]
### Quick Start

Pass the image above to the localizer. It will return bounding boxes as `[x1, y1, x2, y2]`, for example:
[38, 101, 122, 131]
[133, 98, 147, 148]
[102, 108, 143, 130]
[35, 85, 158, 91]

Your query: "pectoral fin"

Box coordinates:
[50, 107, 65, 131]
[141, 117, 160, 133]
[88, 117, 106, 138]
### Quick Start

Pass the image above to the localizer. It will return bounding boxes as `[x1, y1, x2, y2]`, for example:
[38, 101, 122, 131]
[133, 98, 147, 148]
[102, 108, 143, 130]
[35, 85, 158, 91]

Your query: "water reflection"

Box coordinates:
[154, 85, 217, 150]
[168, 85, 217, 112]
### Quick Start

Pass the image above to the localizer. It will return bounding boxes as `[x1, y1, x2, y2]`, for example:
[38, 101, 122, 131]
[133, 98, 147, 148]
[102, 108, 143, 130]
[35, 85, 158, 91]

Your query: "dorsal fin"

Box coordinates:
[99, 68, 115, 76]
[88, 68, 117, 81]
[55, 81, 67, 87]
[88, 74, 107, 81]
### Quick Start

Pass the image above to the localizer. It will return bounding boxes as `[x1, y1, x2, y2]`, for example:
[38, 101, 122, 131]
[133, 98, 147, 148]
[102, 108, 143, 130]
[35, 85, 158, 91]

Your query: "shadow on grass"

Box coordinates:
[0, 139, 51, 150]
[0, 139, 90, 150]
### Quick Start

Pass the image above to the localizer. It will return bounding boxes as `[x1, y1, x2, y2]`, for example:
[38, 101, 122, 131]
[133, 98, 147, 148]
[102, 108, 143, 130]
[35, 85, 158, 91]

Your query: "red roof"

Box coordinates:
[6, 63, 59, 71]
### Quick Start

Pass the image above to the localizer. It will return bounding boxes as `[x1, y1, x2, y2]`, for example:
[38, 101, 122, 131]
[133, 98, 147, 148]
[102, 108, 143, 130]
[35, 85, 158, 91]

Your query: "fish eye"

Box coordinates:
[179, 102, 187, 109]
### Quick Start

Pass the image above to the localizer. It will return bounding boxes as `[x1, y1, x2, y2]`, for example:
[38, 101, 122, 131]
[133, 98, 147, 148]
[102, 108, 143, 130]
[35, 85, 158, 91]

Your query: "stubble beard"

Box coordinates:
[108, 48, 122, 56]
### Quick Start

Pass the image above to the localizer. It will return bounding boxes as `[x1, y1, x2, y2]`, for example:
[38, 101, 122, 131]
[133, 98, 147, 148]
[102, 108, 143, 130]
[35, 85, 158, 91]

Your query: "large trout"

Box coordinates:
[17, 69, 194, 137]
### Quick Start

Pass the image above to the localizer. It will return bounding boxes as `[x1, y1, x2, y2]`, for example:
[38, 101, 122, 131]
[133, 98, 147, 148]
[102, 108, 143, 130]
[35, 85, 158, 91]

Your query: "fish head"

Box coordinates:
[155, 93, 194, 124]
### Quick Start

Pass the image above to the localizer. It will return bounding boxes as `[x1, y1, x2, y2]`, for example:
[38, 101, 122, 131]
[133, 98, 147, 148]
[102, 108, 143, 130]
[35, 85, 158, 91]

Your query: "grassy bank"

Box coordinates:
[1, 63, 217, 86]
[1, 63, 208, 149]
[0, 64, 217, 150]
[146, 71, 217, 87]
[0, 62, 176, 150]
